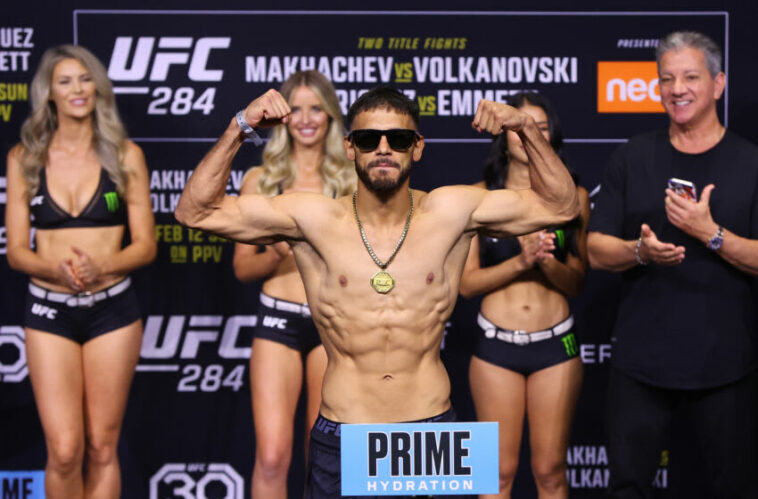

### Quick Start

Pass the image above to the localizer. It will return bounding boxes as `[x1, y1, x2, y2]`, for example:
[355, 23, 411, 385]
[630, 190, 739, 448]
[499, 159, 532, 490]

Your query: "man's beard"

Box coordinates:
[355, 158, 412, 194]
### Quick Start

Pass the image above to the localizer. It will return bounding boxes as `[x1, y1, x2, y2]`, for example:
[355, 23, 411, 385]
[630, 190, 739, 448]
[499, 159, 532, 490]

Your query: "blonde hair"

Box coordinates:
[256, 70, 355, 197]
[18, 44, 128, 199]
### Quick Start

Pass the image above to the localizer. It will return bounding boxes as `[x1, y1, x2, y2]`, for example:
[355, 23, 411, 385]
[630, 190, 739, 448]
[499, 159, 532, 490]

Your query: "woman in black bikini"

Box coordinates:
[5, 45, 155, 498]
[460, 92, 590, 499]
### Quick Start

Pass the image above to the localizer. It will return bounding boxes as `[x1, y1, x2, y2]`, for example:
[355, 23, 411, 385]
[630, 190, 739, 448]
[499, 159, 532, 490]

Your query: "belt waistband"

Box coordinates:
[259, 292, 310, 317]
[311, 407, 457, 449]
[477, 314, 574, 346]
[28, 277, 132, 308]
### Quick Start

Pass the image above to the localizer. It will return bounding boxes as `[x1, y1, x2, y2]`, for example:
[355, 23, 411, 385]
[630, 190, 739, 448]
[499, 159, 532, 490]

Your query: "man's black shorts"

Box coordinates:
[306, 408, 457, 499]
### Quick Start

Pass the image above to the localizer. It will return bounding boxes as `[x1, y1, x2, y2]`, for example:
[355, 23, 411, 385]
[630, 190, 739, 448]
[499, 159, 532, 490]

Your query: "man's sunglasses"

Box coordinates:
[347, 129, 420, 152]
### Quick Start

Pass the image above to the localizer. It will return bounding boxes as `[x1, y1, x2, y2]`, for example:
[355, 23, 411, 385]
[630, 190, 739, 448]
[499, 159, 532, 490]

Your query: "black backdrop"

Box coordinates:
[1, 2, 757, 498]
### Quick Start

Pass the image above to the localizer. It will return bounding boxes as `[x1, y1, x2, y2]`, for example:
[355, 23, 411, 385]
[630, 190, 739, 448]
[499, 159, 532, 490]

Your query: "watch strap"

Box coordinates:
[235, 110, 263, 146]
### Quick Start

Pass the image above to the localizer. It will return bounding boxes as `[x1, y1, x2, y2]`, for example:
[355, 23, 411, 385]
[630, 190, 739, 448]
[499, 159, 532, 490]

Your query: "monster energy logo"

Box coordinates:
[104, 192, 119, 212]
[554, 229, 565, 251]
[561, 332, 578, 357]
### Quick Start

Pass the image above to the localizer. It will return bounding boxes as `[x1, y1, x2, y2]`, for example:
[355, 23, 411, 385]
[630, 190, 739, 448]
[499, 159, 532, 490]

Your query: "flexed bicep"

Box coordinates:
[471, 188, 563, 237]
[191, 192, 302, 245]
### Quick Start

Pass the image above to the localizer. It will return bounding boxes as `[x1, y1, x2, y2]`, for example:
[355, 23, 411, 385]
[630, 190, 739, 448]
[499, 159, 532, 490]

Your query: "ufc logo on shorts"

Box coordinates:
[107, 37, 231, 82]
[315, 419, 341, 436]
[262, 316, 288, 330]
[31, 303, 57, 320]
[0, 326, 29, 382]
[149, 463, 243, 499]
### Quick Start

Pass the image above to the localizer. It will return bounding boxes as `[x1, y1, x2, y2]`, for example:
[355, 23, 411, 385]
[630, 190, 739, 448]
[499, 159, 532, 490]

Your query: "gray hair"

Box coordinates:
[656, 31, 722, 77]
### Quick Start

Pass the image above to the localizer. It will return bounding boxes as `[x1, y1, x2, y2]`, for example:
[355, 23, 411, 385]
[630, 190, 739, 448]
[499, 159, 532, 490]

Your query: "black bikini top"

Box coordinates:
[30, 168, 127, 230]
[480, 221, 580, 268]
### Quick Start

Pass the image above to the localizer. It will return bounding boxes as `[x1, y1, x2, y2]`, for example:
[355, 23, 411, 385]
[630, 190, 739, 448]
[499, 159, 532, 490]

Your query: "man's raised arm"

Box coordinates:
[470, 100, 579, 235]
[175, 90, 300, 244]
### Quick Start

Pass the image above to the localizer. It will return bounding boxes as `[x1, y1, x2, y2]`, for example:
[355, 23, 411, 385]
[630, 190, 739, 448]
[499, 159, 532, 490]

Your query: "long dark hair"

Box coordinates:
[482, 92, 568, 190]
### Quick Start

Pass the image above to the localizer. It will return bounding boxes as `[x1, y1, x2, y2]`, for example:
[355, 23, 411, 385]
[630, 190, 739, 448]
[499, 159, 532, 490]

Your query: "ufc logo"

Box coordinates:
[261, 316, 288, 330]
[315, 419, 340, 436]
[31, 303, 57, 320]
[140, 315, 255, 359]
[107, 36, 231, 82]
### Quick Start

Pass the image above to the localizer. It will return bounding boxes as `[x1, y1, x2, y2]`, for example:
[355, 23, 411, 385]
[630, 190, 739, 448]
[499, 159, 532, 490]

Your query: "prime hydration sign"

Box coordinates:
[341, 422, 498, 496]
[0, 471, 45, 499]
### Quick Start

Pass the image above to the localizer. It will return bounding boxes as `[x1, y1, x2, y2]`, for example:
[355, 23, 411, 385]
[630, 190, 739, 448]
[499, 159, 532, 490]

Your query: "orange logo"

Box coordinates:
[597, 61, 664, 113]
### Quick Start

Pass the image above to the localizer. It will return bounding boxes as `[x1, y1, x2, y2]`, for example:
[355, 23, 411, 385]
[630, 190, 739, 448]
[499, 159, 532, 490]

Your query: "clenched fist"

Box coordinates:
[243, 89, 292, 129]
[472, 100, 528, 135]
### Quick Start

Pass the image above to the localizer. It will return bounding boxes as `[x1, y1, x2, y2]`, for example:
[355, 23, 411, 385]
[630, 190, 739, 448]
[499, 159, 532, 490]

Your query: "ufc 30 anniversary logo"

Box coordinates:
[149, 463, 243, 499]
[0, 326, 28, 383]
[107, 36, 230, 116]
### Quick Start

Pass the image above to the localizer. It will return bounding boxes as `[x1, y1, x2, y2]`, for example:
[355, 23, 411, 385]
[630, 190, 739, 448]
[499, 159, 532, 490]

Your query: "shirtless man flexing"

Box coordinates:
[175, 87, 579, 498]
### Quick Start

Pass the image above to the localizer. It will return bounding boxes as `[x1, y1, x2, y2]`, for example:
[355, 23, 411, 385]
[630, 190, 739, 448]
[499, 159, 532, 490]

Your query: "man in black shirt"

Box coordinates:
[588, 31, 758, 497]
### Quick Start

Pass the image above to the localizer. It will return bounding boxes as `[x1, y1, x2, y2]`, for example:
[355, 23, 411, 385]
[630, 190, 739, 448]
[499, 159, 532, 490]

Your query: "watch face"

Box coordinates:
[708, 232, 724, 250]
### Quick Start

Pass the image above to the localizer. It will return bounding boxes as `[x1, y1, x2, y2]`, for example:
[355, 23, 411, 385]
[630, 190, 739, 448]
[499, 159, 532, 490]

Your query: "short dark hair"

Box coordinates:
[347, 87, 420, 129]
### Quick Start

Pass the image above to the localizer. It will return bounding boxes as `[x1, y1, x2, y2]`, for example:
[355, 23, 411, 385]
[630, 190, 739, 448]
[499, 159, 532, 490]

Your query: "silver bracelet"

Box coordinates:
[634, 237, 648, 266]
[235, 110, 263, 146]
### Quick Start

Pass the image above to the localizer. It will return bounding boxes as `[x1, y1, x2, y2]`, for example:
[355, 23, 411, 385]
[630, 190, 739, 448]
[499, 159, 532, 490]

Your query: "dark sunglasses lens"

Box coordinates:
[352, 130, 382, 151]
[386, 130, 416, 151]
[351, 129, 417, 151]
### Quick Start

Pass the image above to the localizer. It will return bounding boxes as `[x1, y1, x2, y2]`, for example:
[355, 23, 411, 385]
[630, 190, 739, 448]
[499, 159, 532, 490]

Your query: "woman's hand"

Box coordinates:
[70, 246, 105, 288]
[517, 231, 547, 269]
[59, 258, 84, 292]
[535, 231, 557, 263]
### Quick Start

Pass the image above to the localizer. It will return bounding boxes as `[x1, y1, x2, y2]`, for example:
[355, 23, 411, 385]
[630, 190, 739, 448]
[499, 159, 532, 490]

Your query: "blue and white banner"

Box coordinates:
[0, 471, 45, 499]
[341, 422, 498, 496]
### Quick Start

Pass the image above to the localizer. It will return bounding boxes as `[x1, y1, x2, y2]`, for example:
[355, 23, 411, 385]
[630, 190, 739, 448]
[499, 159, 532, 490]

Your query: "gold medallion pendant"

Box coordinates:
[353, 189, 414, 295]
[370, 270, 395, 294]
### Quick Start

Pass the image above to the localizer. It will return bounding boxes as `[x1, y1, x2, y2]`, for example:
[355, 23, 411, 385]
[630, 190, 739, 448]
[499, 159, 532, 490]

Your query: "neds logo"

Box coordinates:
[597, 61, 664, 113]
[108, 37, 231, 82]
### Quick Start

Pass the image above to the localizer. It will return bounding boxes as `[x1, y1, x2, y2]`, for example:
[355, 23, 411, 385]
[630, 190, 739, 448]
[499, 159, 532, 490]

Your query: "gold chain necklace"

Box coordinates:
[353, 189, 414, 294]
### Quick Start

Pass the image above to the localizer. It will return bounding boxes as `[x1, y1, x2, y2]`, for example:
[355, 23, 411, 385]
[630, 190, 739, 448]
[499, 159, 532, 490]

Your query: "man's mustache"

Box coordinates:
[367, 159, 401, 169]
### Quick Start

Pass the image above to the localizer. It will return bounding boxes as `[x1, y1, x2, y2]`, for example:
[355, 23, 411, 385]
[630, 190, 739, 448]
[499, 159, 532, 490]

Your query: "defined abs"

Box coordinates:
[320, 359, 451, 423]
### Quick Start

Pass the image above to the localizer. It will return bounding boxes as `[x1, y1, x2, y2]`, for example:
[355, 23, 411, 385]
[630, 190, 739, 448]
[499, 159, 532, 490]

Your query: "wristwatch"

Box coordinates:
[707, 226, 724, 251]
[235, 110, 263, 146]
